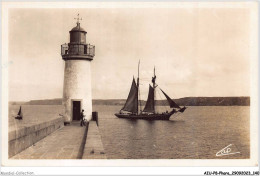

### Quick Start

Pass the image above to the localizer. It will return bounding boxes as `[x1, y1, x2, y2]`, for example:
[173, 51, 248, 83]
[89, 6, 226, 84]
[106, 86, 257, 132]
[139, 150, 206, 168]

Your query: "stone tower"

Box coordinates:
[61, 15, 95, 125]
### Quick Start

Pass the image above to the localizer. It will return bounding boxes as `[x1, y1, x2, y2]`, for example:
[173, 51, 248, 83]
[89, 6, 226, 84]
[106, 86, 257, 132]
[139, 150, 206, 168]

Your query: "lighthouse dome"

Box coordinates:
[70, 23, 87, 33]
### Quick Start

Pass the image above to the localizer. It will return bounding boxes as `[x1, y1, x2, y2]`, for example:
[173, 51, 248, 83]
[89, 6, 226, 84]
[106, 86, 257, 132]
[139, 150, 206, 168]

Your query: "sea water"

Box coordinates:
[9, 105, 250, 159]
[94, 105, 250, 159]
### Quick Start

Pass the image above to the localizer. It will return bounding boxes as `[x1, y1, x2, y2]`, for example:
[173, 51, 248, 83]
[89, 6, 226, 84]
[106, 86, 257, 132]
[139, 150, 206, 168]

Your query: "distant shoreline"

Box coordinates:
[9, 97, 250, 106]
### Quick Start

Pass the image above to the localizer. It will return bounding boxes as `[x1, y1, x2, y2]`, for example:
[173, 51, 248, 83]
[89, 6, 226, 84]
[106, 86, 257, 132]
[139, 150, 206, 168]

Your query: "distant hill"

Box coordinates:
[9, 98, 62, 105]
[9, 97, 250, 106]
[171, 97, 250, 106]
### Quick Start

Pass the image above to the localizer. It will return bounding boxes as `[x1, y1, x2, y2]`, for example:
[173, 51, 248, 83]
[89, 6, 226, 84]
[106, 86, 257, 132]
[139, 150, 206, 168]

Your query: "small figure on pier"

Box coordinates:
[80, 109, 85, 126]
[15, 106, 23, 120]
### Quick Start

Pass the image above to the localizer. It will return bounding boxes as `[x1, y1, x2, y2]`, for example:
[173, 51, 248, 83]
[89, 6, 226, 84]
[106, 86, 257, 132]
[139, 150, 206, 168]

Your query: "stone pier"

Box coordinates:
[11, 121, 86, 159]
[11, 120, 106, 159]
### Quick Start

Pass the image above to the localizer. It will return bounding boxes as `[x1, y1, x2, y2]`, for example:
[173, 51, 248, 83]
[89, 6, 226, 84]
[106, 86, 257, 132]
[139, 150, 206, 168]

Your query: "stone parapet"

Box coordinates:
[9, 117, 64, 158]
[82, 121, 107, 159]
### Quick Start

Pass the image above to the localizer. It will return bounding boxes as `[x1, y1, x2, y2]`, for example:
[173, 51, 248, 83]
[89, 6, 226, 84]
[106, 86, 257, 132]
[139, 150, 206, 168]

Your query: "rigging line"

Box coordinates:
[137, 60, 142, 113]
[160, 86, 186, 107]
[157, 86, 167, 105]
[156, 87, 167, 112]
[159, 85, 177, 97]
[168, 89, 188, 107]
[158, 85, 181, 108]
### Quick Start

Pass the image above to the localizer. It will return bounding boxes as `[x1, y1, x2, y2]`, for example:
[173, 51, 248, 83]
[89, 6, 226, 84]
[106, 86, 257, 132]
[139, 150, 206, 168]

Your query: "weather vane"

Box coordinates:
[74, 13, 82, 24]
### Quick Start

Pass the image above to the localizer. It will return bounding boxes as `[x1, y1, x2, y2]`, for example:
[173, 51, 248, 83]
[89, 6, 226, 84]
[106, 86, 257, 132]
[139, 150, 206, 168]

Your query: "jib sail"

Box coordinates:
[160, 89, 180, 109]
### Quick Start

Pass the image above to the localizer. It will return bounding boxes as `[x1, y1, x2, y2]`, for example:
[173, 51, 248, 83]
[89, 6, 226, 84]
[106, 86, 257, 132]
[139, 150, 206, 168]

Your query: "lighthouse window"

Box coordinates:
[81, 33, 85, 43]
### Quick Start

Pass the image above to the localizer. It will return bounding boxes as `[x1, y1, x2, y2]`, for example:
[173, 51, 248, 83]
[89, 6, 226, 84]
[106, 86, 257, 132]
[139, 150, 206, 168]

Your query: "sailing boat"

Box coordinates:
[115, 62, 186, 120]
[15, 106, 23, 120]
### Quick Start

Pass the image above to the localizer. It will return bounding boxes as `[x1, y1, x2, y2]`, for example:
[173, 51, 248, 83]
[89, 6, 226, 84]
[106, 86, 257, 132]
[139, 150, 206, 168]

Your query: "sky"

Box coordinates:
[8, 7, 251, 101]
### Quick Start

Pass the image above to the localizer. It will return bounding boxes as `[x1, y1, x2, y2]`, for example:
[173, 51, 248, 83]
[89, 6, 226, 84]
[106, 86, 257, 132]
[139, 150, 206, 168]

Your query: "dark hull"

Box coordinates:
[114, 113, 173, 120]
[15, 116, 22, 120]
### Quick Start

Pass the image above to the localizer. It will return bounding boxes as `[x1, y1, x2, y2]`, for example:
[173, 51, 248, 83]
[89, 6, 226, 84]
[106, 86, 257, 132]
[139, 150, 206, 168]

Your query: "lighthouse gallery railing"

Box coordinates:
[61, 43, 95, 57]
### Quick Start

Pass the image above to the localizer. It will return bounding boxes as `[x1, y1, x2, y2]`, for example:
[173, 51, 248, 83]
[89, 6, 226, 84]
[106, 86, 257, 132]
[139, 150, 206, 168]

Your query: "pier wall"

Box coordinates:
[82, 121, 107, 159]
[8, 118, 64, 158]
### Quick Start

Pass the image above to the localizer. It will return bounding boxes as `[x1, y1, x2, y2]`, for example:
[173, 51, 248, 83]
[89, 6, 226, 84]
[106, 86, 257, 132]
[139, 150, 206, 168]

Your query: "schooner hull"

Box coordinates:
[114, 113, 173, 120]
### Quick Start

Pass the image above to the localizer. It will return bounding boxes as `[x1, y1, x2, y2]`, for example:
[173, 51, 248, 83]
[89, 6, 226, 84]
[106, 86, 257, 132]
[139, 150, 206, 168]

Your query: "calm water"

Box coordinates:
[8, 105, 64, 131]
[9, 105, 250, 159]
[94, 105, 250, 159]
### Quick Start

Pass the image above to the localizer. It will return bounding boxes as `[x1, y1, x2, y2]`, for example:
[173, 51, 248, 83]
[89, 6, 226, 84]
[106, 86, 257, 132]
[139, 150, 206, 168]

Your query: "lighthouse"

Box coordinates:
[61, 14, 95, 125]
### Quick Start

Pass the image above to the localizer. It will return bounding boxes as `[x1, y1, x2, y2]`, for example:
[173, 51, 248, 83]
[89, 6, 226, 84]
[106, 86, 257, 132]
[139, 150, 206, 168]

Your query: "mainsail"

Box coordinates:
[160, 89, 180, 109]
[143, 85, 155, 113]
[121, 77, 138, 113]
[15, 106, 23, 120]
[18, 106, 22, 116]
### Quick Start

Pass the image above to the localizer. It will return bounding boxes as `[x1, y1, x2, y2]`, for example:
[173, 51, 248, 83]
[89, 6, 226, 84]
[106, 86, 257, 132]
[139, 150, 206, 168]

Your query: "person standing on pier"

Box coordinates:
[80, 109, 85, 126]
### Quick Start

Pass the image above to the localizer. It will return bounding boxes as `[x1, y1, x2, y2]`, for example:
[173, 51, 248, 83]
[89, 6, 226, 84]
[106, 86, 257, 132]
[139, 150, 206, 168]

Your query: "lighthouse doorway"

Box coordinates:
[72, 101, 81, 121]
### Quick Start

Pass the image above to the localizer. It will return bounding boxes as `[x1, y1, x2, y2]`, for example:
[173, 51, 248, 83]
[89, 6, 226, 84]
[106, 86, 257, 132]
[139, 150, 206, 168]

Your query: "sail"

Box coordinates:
[121, 78, 138, 113]
[15, 106, 23, 120]
[160, 89, 180, 109]
[18, 106, 22, 116]
[143, 85, 155, 113]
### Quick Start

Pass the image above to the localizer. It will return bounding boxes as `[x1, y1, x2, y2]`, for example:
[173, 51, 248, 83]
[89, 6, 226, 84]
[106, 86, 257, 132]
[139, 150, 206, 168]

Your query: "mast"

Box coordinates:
[152, 66, 157, 113]
[137, 60, 142, 114]
[152, 66, 156, 88]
